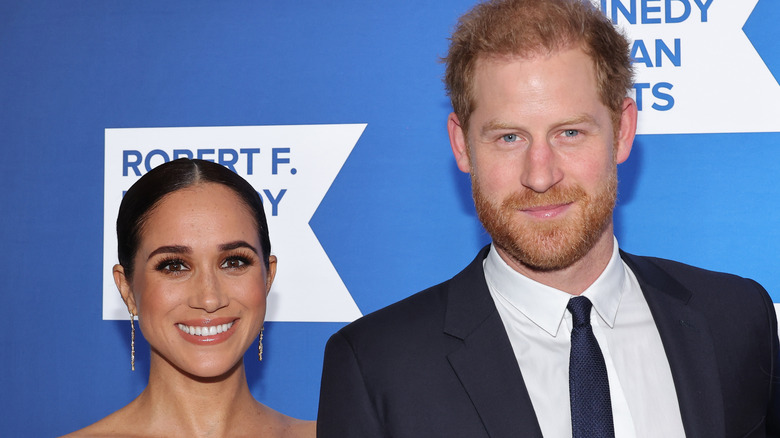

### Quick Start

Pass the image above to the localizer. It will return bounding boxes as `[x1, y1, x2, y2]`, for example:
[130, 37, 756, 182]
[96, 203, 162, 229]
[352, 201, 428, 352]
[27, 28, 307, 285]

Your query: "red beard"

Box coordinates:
[472, 170, 617, 272]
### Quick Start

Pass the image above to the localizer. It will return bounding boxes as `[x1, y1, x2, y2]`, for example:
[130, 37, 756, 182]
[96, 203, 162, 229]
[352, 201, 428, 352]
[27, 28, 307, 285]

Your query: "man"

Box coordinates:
[317, 0, 780, 437]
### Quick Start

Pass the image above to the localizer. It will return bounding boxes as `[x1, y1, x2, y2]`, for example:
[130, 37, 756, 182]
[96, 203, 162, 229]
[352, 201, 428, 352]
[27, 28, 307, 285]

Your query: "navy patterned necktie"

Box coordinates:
[568, 296, 615, 438]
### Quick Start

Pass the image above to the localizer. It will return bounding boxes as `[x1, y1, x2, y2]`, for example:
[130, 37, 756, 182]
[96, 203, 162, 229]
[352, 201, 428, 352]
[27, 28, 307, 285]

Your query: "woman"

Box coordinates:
[66, 159, 315, 437]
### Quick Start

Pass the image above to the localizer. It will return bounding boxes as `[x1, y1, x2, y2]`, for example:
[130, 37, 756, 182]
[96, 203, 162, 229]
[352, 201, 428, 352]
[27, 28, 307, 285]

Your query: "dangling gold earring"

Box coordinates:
[130, 312, 136, 371]
[258, 326, 264, 361]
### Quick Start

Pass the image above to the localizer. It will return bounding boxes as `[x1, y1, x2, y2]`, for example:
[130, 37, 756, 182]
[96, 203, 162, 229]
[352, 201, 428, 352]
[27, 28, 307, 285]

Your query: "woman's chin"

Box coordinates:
[156, 350, 246, 382]
[185, 360, 244, 381]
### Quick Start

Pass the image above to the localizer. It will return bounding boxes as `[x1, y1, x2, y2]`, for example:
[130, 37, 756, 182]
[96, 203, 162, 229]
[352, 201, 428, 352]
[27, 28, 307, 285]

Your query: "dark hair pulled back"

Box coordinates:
[116, 158, 271, 279]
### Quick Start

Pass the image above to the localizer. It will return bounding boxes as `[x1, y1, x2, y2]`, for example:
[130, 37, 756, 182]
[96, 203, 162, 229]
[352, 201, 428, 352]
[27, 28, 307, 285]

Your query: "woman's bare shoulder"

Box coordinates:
[282, 418, 316, 438]
[59, 403, 143, 438]
[63, 402, 315, 438]
[60, 413, 133, 437]
[259, 404, 316, 438]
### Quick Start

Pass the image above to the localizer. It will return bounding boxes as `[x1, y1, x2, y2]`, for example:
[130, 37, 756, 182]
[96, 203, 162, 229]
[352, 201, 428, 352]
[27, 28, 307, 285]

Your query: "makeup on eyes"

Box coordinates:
[150, 248, 258, 275]
[154, 257, 188, 273]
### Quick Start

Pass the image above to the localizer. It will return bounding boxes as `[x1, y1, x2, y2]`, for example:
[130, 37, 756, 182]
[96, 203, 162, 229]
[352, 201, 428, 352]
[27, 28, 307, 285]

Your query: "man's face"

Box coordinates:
[448, 47, 635, 272]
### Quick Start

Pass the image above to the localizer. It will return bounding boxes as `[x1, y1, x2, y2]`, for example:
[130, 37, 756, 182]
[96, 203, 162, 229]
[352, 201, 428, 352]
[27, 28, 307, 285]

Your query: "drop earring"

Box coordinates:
[130, 312, 135, 371]
[258, 326, 264, 361]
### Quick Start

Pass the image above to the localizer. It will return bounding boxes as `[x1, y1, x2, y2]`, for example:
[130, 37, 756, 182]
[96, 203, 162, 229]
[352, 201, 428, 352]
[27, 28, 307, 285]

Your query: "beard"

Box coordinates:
[472, 170, 617, 272]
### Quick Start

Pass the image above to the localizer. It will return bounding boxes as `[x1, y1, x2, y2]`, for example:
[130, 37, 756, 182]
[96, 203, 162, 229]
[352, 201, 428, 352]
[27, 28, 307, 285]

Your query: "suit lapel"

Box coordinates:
[443, 247, 726, 437]
[621, 252, 726, 438]
[444, 247, 544, 438]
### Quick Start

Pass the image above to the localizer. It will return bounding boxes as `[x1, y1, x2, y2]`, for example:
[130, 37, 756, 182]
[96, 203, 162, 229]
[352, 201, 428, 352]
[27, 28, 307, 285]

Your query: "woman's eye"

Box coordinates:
[156, 259, 188, 273]
[502, 134, 518, 143]
[222, 257, 247, 269]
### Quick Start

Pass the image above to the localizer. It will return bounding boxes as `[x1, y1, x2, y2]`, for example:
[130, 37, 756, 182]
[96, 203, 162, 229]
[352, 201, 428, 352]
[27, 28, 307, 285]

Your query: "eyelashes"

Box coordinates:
[155, 257, 188, 273]
[221, 253, 254, 269]
[153, 250, 257, 275]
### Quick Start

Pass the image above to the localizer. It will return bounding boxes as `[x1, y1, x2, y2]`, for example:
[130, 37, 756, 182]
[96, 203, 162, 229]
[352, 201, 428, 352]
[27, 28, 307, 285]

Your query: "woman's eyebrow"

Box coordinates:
[147, 245, 191, 260]
[219, 241, 258, 254]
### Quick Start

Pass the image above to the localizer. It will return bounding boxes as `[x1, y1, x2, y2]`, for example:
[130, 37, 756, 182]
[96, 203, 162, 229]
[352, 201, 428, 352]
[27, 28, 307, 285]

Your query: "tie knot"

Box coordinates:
[567, 296, 593, 328]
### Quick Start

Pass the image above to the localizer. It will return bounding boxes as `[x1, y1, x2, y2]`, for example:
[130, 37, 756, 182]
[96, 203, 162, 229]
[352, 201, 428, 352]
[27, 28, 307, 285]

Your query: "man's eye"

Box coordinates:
[502, 134, 518, 142]
[562, 129, 579, 137]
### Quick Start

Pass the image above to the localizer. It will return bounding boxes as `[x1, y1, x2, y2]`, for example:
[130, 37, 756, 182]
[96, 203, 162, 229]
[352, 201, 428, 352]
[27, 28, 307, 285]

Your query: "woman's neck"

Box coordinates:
[130, 354, 264, 437]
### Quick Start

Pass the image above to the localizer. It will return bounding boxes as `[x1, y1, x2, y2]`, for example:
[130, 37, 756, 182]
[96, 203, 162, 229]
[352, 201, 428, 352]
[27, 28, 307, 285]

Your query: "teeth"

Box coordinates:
[177, 321, 233, 336]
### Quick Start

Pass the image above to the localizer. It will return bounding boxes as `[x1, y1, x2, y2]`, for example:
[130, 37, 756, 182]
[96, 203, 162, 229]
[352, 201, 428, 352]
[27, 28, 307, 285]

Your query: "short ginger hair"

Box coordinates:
[444, 0, 634, 133]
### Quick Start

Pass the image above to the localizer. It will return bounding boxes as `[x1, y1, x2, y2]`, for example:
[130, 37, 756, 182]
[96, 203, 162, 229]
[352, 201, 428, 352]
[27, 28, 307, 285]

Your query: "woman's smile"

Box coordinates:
[175, 317, 239, 345]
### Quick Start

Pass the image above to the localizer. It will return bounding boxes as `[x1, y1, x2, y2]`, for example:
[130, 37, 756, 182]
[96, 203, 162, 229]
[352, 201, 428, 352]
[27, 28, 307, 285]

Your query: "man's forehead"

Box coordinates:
[470, 47, 599, 104]
[466, 48, 611, 136]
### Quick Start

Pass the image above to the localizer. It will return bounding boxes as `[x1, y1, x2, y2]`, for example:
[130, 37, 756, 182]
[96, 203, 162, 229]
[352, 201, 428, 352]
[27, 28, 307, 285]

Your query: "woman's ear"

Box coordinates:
[265, 255, 277, 297]
[113, 264, 137, 315]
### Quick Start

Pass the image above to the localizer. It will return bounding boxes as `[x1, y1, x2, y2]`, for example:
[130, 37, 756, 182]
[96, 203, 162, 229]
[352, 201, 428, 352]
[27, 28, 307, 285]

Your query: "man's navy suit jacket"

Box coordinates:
[318, 246, 780, 437]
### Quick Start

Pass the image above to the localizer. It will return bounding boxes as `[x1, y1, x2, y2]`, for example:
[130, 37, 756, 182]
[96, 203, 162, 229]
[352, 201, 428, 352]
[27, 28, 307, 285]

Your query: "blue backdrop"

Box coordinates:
[2, 1, 780, 436]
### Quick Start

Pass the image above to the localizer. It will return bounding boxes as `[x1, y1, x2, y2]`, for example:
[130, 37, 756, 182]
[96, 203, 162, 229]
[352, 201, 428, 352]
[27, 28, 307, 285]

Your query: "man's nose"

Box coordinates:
[520, 140, 563, 193]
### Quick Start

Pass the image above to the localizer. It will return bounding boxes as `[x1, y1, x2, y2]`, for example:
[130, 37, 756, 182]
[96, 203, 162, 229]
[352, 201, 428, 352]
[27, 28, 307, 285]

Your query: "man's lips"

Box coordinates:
[520, 202, 572, 218]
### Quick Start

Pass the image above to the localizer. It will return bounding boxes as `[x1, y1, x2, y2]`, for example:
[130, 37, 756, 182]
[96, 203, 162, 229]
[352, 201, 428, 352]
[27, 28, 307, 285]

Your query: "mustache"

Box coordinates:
[501, 185, 587, 210]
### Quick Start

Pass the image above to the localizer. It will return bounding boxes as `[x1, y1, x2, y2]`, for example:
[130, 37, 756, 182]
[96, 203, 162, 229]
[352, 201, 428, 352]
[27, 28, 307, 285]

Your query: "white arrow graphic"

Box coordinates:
[103, 124, 366, 322]
[599, 0, 780, 134]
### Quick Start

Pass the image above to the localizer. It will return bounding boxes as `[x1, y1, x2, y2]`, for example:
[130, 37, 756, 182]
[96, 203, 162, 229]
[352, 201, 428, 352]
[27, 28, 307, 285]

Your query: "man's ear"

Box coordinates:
[448, 112, 472, 173]
[113, 264, 137, 316]
[615, 97, 637, 164]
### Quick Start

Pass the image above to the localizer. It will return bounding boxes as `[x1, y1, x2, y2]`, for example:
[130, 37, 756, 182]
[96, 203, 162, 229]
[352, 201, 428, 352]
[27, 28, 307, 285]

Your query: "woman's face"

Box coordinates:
[114, 182, 275, 378]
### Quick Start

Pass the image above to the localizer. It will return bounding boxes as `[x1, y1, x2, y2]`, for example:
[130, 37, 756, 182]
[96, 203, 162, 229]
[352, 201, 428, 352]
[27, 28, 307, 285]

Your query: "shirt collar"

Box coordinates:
[483, 237, 625, 337]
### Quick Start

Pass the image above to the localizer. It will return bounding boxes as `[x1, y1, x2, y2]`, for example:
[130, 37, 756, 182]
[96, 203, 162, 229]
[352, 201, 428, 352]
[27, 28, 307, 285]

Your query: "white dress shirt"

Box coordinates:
[484, 238, 686, 438]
